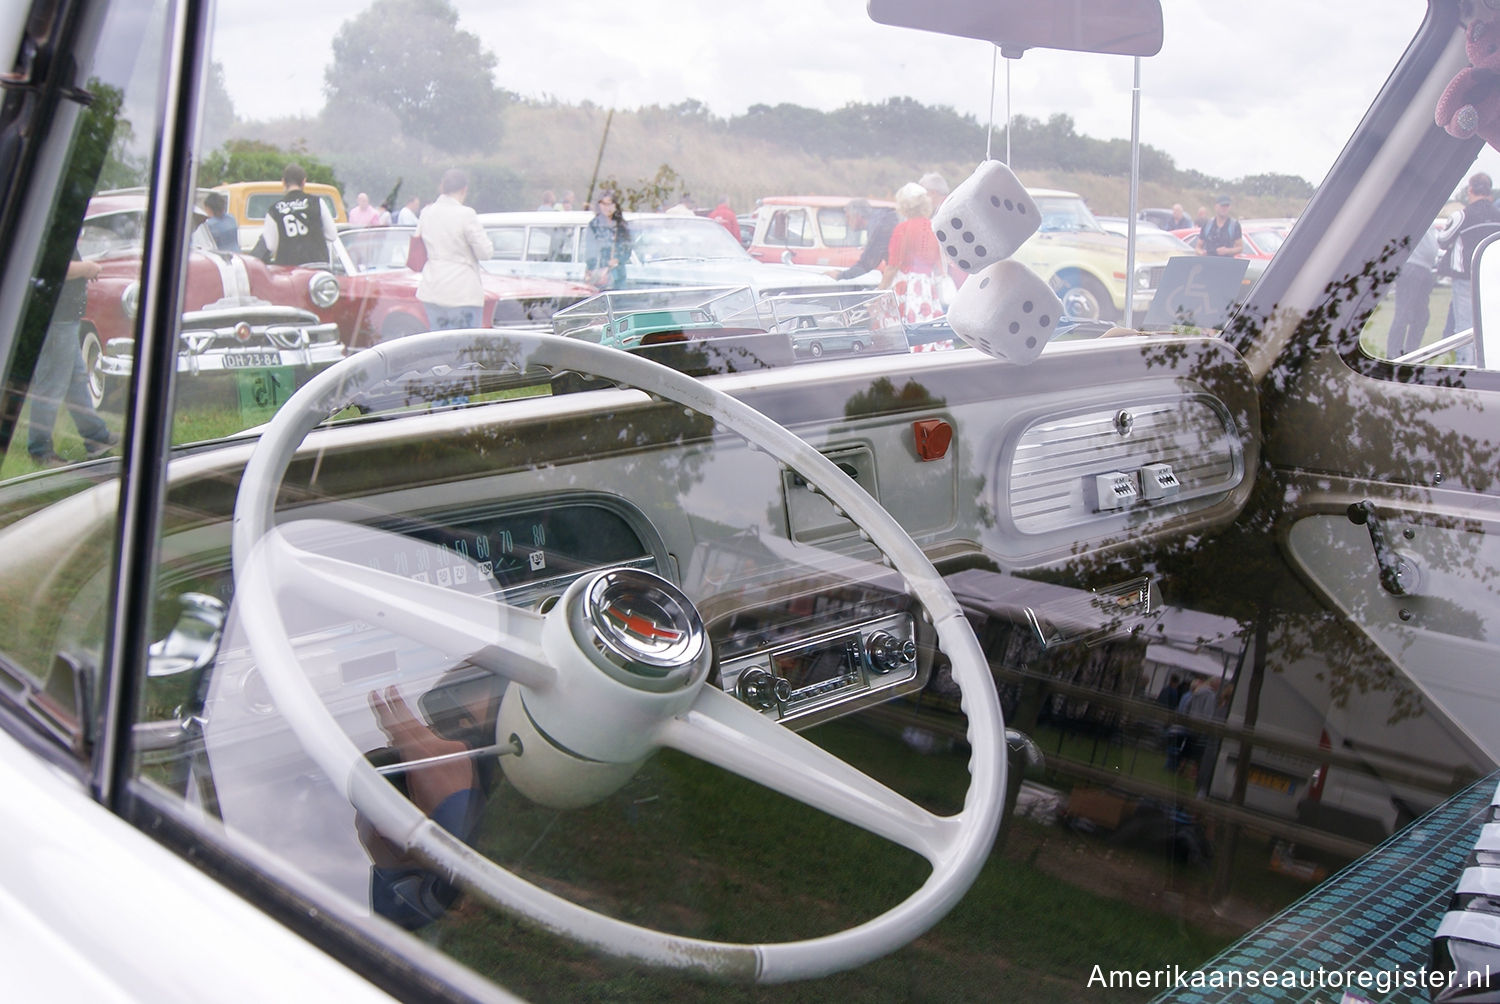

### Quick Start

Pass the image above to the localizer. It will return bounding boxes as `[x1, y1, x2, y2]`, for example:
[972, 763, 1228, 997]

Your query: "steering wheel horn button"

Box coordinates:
[574, 568, 709, 689]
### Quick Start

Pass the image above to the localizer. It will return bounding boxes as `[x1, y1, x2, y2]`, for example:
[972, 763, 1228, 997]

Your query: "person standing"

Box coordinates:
[583, 191, 630, 289]
[348, 192, 381, 228]
[829, 198, 897, 281]
[260, 164, 337, 265]
[1198, 195, 1243, 258]
[1168, 203, 1192, 230]
[398, 194, 422, 227]
[28, 248, 116, 465]
[193, 191, 240, 251]
[1386, 224, 1439, 359]
[881, 182, 944, 325]
[708, 195, 740, 241]
[415, 168, 494, 330]
[1437, 172, 1500, 364]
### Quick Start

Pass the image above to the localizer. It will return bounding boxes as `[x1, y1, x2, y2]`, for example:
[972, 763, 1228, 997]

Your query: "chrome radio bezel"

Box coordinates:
[717, 611, 921, 727]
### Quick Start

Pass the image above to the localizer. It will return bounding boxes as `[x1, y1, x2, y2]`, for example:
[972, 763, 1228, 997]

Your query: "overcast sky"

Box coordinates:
[212, 0, 1438, 186]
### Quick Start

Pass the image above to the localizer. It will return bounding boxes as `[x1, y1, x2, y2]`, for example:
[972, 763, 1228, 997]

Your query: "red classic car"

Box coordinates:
[338, 225, 595, 346]
[81, 192, 346, 407]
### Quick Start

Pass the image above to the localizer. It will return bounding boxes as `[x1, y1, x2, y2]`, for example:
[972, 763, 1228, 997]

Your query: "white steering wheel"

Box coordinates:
[230, 329, 1006, 983]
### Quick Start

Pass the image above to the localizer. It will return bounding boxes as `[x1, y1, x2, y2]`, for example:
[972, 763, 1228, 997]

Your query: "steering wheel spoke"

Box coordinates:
[660, 686, 962, 862]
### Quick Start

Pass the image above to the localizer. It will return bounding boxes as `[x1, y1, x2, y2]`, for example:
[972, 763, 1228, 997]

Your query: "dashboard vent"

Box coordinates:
[1008, 396, 1242, 534]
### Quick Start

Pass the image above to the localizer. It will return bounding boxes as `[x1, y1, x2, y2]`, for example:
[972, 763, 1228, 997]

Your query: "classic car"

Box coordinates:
[8, 0, 1500, 1000]
[475, 210, 842, 294]
[79, 191, 344, 408]
[1013, 188, 1184, 322]
[336, 225, 595, 345]
[746, 195, 899, 270]
[1096, 216, 1199, 318]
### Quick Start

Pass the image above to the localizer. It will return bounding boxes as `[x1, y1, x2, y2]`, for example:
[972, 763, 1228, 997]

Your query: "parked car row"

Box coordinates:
[741, 189, 1190, 321]
[79, 192, 592, 407]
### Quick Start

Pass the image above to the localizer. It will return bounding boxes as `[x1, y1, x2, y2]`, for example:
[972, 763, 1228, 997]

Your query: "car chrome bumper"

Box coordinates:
[98, 307, 345, 378]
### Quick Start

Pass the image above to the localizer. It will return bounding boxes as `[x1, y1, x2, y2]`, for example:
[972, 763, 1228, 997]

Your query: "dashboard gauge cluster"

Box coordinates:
[377, 497, 662, 611]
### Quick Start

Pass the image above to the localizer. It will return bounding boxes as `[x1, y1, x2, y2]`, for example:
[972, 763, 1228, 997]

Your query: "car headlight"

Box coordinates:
[1135, 268, 1153, 291]
[308, 272, 340, 309]
[122, 281, 140, 319]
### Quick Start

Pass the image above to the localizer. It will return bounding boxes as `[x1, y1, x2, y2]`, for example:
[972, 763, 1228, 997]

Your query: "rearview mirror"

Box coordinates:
[867, 0, 1164, 57]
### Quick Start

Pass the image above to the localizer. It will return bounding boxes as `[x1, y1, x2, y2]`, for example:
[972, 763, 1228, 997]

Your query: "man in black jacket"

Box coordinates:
[830, 199, 897, 281]
[1437, 172, 1500, 364]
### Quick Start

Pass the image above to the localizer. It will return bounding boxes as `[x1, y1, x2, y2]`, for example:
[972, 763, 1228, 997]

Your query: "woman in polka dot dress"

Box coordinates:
[881, 182, 946, 327]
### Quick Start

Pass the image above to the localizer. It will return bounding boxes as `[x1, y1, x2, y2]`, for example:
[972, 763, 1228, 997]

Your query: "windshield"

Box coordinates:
[16, 1, 1500, 1001]
[629, 218, 750, 262]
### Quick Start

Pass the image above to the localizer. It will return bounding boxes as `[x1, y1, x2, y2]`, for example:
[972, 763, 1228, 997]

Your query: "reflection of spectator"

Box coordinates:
[881, 182, 944, 324]
[1196, 684, 1233, 799]
[1174, 676, 1220, 779]
[1156, 674, 1184, 711]
[29, 251, 116, 465]
[1386, 224, 1439, 358]
[194, 191, 240, 252]
[708, 194, 740, 241]
[360, 683, 494, 930]
[830, 198, 897, 281]
[559, 190, 575, 211]
[260, 163, 337, 266]
[376, 202, 393, 226]
[415, 168, 493, 330]
[536, 189, 557, 211]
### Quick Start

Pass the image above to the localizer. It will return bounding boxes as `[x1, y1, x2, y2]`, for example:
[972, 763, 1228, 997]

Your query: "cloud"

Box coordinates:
[210, 0, 1434, 185]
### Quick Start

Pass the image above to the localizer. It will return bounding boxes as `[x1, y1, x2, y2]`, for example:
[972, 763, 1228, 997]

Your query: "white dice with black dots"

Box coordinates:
[933, 160, 1041, 274]
[945, 259, 1064, 365]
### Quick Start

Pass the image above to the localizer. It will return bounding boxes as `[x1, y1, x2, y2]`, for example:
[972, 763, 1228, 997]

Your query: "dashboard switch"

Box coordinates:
[1139, 462, 1180, 501]
[1089, 471, 1139, 512]
[912, 418, 953, 461]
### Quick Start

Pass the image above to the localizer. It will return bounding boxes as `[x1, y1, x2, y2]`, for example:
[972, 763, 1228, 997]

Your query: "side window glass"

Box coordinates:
[819, 207, 860, 247]
[527, 226, 574, 262]
[489, 227, 524, 260]
[0, 0, 167, 755]
[783, 209, 812, 247]
[1361, 152, 1493, 369]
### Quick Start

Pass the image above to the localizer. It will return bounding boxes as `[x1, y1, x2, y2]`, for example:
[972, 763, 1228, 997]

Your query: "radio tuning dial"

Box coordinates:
[867, 632, 916, 674]
[737, 668, 780, 710]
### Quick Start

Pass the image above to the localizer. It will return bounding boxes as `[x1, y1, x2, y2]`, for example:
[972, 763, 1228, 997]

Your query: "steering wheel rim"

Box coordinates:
[229, 328, 1006, 983]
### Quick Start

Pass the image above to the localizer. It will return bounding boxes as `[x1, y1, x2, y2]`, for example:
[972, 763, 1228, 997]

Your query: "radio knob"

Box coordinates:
[867, 632, 916, 674]
[737, 668, 779, 710]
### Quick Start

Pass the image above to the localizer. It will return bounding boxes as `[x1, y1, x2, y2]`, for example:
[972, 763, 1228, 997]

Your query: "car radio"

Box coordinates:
[717, 612, 920, 726]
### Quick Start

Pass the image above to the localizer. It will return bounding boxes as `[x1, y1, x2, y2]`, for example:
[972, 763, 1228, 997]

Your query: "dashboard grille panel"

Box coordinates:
[1008, 396, 1242, 534]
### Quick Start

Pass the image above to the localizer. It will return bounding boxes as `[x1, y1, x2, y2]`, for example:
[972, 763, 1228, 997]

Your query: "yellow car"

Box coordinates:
[1015, 188, 1181, 321]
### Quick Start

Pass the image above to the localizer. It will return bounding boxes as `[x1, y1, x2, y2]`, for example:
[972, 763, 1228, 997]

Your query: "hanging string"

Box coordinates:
[986, 44, 998, 161]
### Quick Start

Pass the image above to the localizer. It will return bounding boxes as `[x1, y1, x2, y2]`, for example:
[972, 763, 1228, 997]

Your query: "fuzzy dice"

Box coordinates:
[933, 161, 1040, 275]
[945, 260, 1063, 365]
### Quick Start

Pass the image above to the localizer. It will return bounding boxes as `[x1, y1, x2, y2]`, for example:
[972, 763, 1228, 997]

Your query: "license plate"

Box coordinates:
[1248, 767, 1295, 794]
[223, 350, 281, 369]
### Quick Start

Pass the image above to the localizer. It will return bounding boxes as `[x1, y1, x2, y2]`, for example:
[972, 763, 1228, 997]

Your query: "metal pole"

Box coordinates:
[1125, 56, 1141, 329]
[585, 108, 614, 205]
